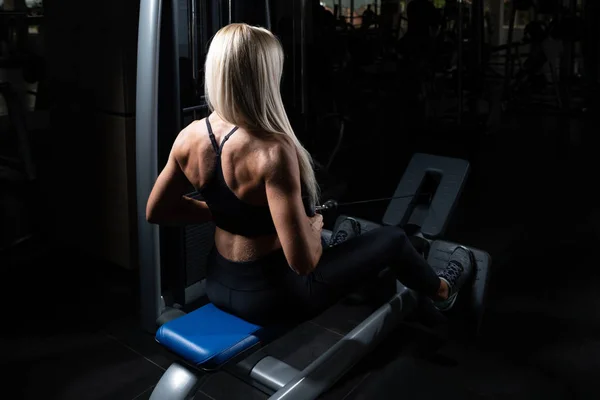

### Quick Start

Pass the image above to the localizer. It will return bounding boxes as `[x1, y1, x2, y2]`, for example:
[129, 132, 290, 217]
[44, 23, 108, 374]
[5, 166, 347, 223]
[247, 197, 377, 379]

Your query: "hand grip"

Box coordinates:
[315, 199, 338, 213]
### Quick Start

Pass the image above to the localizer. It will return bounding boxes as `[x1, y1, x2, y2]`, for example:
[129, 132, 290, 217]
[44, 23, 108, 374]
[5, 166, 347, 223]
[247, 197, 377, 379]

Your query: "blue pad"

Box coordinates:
[156, 304, 264, 370]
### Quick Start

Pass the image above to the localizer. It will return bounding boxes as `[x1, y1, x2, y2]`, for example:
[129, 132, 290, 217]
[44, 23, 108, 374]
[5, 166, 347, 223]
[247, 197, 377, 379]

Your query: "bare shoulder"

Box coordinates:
[260, 135, 298, 182]
[171, 120, 205, 159]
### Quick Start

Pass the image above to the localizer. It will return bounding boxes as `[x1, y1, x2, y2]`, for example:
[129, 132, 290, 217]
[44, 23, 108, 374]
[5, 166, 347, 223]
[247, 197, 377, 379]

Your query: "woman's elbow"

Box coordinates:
[292, 252, 321, 276]
[294, 264, 314, 276]
[146, 212, 158, 224]
[287, 258, 312, 276]
[146, 204, 163, 224]
[293, 265, 314, 276]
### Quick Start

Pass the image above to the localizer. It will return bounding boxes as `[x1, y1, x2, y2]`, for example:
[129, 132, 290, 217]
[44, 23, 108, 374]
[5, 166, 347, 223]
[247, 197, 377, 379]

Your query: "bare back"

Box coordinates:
[174, 114, 283, 261]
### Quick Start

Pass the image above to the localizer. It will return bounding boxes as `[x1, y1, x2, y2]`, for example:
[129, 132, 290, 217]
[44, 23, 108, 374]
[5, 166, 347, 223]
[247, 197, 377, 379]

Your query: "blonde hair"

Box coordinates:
[204, 23, 319, 208]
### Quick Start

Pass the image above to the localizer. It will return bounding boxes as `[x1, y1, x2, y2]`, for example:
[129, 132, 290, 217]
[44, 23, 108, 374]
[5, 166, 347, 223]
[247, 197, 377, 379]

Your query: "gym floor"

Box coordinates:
[3, 107, 599, 399]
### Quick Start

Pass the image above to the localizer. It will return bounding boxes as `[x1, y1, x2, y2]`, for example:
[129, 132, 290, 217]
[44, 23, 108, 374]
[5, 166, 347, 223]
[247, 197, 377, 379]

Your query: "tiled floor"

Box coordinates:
[2, 242, 168, 400]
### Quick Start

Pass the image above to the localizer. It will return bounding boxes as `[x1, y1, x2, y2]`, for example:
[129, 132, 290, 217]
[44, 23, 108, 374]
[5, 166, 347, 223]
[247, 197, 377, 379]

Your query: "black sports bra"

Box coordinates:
[198, 119, 278, 237]
[198, 119, 316, 237]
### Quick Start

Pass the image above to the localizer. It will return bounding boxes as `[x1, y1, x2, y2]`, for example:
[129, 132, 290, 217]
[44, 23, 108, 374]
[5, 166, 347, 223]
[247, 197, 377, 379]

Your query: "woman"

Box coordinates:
[146, 23, 474, 325]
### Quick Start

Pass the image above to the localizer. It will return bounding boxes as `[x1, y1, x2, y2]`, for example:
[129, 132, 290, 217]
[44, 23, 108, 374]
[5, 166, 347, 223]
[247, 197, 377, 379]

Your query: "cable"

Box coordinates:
[315, 193, 430, 213]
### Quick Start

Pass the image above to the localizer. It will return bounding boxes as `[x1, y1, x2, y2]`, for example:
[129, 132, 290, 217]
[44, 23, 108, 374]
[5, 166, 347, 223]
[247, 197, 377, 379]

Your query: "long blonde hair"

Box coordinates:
[204, 23, 319, 208]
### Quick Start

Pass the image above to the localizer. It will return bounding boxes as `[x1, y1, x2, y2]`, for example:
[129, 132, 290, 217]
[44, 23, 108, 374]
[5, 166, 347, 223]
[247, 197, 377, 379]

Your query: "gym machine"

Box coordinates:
[140, 152, 491, 400]
[136, 1, 492, 398]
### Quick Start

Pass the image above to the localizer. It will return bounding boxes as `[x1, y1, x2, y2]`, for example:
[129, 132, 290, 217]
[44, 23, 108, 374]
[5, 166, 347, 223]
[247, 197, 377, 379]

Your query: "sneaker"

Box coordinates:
[329, 217, 362, 247]
[435, 245, 475, 312]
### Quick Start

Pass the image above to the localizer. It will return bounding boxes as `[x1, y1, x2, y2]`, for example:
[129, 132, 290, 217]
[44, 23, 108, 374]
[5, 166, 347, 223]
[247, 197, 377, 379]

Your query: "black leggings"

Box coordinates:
[206, 226, 441, 326]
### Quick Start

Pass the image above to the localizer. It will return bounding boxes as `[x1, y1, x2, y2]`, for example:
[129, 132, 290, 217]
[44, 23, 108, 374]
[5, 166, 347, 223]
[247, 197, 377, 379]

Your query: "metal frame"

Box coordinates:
[250, 357, 300, 390]
[137, 0, 186, 333]
[265, 0, 272, 30]
[267, 287, 418, 400]
[189, 0, 200, 120]
[137, 0, 163, 333]
[149, 362, 201, 400]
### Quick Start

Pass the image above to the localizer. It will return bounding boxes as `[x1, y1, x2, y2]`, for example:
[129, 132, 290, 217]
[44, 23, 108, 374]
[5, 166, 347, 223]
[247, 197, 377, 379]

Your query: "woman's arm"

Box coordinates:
[146, 142, 212, 226]
[265, 141, 322, 276]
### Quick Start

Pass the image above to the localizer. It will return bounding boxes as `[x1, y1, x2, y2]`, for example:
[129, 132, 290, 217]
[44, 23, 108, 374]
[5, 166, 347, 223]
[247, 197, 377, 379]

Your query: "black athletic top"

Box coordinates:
[198, 118, 278, 237]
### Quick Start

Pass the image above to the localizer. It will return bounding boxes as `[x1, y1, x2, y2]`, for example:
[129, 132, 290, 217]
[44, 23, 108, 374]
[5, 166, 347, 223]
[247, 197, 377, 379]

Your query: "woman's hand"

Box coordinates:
[307, 213, 324, 270]
[309, 213, 324, 235]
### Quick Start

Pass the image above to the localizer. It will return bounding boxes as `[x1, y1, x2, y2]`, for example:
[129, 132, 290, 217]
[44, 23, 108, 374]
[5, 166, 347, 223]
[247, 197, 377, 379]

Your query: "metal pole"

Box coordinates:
[190, 0, 199, 120]
[136, 0, 163, 333]
[265, 0, 272, 30]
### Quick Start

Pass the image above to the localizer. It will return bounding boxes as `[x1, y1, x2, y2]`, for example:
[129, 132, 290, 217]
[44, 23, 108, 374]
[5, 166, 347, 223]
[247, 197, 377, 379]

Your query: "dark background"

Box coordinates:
[1, 0, 599, 398]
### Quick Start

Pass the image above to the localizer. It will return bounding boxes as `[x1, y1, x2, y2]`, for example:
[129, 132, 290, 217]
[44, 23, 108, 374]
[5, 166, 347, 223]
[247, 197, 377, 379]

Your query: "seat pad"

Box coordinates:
[156, 303, 263, 369]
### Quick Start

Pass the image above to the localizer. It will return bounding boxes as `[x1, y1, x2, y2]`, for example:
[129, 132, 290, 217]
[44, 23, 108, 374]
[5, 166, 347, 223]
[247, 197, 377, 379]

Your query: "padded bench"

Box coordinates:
[156, 303, 275, 370]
